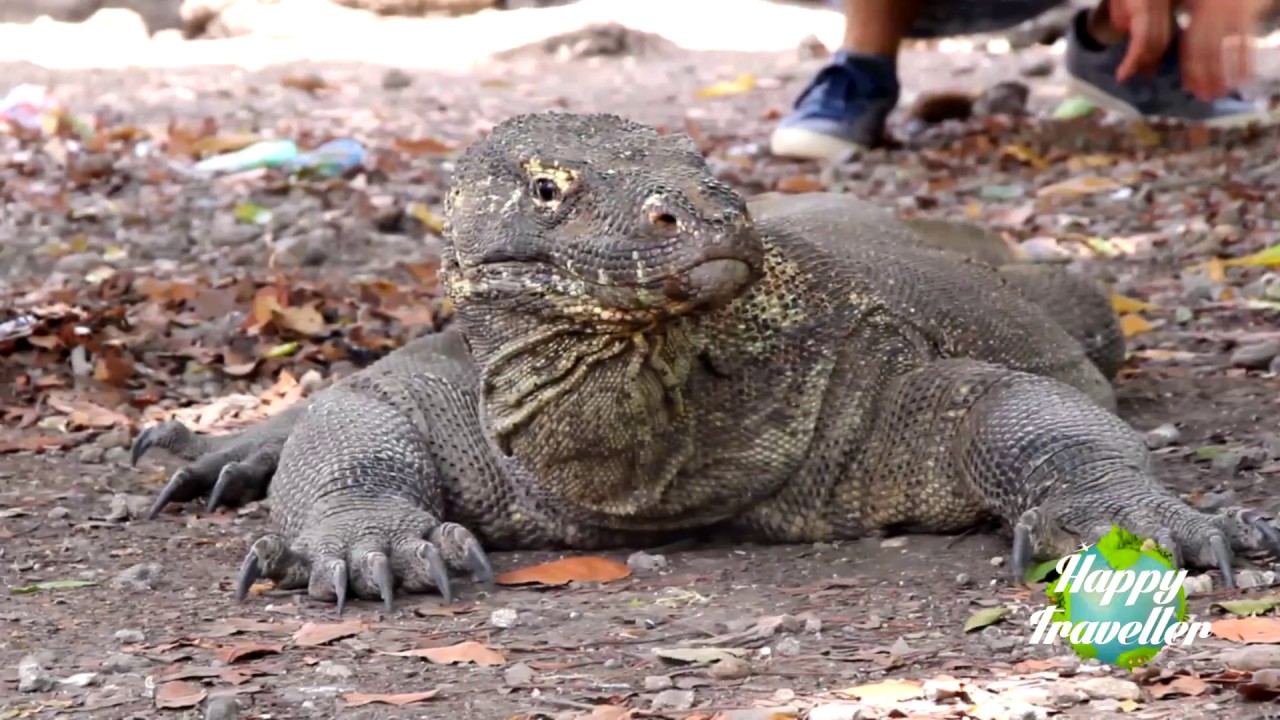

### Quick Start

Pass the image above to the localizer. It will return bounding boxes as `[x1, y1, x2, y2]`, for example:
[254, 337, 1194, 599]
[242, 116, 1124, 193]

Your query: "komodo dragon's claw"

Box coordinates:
[1210, 535, 1235, 588]
[235, 549, 262, 603]
[148, 469, 193, 520]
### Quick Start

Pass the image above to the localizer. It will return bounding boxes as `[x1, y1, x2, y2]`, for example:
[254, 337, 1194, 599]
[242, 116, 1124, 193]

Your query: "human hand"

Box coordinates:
[1181, 0, 1263, 99]
[1106, 0, 1174, 81]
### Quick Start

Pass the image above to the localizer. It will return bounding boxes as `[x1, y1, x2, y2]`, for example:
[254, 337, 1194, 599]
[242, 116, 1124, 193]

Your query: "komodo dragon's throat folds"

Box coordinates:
[133, 111, 1280, 611]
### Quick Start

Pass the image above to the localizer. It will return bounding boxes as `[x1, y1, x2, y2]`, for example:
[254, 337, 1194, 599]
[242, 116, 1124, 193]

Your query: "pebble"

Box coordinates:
[381, 68, 413, 90]
[104, 447, 130, 465]
[59, 672, 99, 687]
[1198, 490, 1237, 511]
[807, 704, 865, 720]
[643, 675, 673, 691]
[18, 655, 53, 692]
[974, 80, 1030, 116]
[1236, 569, 1277, 590]
[101, 652, 149, 673]
[879, 537, 907, 548]
[1049, 686, 1089, 706]
[1077, 676, 1141, 701]
[77, 445, 106, 464]
[627, 550, 668, 572]
[1182, 573, 1214, 595]
[504, 662, 536, 687]
[46, 506, 70, 520]
[650, 689, 695, 710]
[955, 572, 972, 587]
[107, 494, 152, 522]
[1230, 340, 1280, 369]
[708, 656, 753, 680]
[111, 563, 163, 592]
[314, 661, 353, 679]
[489, 608, 519, 629]
[1144, 423, 1181, 450]
[803, 615, 823, 634]
[204, 695, 239, 720]
[990, 555, 1005, 567]
[774, 636, 801, 657]
[114, 628, 145, 644]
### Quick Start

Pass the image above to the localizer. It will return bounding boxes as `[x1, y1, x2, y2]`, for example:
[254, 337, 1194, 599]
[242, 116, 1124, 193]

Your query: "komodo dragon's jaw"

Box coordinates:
[439, 111, 765, 329]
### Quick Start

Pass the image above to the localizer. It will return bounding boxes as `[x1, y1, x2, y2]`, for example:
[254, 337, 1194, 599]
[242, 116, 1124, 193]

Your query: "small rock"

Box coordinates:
[314, 660, 352, 679]
[808, 704, 865, 720]
[627, 550, 668, 572]
[1199, 490, 1238, 511]
[644, 675, 673, 691]
[204, 695, 239, 720]
[114, 628, 145, 644]
[774, 636, 801, 657]
[46, 506, 70, 520]
[650, 689, 695, 710]
[1019, 56, 1055, 78]
[1236, 569, 1277, 590]
[1049, 686, 1089, 707]
[101, 653, 149, 673]
[955, 572, 972, 587]
[107, 494, 152, 522]
[1077, 676, 1141, 701]
[1020, 237, 1071, 261]
[802, 615, 823, 634]
[603, 658, 620, 669]
[504, 662, 536, 687]
[880, 537, 908, 548]
[59, 672, 99, 688]
[381, 68, 413, 90]
[489, 608, 519, 629]
[18, 655, 53, 692]
[104, 447, 130, 465]
[111, 563, 163, 592]
[990, 555, 1005, 567]
[1222, 645, 1280, 671]
[1182, 573, 1214, 595]
[1144, 423, 1181, 449]
[974, 80, 1030, 116]
[78, 445, 106, 464]
[708, 656, 753, 680]
[1230, 340, 1280, 369]
[298, 369, 326, 396]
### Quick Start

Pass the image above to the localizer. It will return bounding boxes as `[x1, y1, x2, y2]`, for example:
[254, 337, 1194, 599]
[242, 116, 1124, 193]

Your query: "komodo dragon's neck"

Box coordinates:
[462, 308, 707, 522]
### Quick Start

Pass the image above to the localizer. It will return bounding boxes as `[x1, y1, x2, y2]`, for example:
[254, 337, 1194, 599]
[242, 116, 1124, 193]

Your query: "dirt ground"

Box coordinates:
[5, 5, 1280, 719]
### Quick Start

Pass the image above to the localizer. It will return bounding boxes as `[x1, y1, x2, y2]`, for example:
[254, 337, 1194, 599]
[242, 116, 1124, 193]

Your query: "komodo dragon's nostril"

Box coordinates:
[649, 210, 679, 234]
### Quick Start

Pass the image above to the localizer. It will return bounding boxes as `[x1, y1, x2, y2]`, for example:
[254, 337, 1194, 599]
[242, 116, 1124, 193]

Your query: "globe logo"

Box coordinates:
[1026, 526, 1212, 667]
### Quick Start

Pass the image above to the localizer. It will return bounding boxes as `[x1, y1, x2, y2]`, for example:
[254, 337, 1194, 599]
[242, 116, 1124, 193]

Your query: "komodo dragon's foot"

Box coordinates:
[237, 518, 495, 612]
[1009, 495, 1280, 587]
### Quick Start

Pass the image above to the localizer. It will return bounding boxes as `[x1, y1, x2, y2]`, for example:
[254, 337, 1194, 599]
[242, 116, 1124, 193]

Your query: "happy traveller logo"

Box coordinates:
[1026, 526, 1211, 667]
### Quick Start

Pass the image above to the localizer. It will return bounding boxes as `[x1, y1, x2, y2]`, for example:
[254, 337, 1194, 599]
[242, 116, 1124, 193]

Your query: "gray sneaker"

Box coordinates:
[1064, 9, 1274, 127]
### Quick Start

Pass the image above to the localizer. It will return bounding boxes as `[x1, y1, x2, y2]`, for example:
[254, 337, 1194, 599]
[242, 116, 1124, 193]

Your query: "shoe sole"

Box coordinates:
[1065, 76, 1280, 129]
[769, 126, 867, 161]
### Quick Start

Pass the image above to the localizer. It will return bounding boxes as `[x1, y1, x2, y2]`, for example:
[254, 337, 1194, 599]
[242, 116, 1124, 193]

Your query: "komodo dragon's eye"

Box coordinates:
[531, 177, 562, 204]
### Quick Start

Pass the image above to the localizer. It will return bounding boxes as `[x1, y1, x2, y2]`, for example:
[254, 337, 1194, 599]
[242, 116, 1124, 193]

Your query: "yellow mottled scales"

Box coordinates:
[135, 112, 1279, 610]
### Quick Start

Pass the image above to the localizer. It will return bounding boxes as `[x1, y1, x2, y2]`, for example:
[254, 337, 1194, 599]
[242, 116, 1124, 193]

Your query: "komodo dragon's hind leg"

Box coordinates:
[844, 358, 1280, 587]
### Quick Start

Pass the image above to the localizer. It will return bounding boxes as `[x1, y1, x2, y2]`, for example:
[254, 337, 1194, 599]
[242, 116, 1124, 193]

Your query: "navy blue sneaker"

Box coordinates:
[1065, 9, 1273, 127]
[770, 50, 901, 160]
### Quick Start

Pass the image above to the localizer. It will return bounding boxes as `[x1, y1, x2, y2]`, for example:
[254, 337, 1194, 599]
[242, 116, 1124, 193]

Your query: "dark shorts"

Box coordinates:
[907, 0, 1074, 39]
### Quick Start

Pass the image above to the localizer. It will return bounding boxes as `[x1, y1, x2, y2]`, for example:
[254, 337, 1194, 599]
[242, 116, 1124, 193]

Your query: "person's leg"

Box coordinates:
[768, 0, 918, 160]
[1064, 0, 1267, 126]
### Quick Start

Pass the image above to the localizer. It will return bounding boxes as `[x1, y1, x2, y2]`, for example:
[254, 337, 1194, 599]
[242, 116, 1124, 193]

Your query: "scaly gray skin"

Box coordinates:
[134, 112, 1279, 610]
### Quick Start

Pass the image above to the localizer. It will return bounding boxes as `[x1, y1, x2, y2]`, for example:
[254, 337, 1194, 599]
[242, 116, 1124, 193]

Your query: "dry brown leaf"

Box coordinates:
[383, 641, 507, 666]
[1036, 176, 1122, 198]
[0, 433, 70, 454]
[393, 137, 454, 154]
[1149, 674, 1210, 699]
[213, 641, 284, 664]
[1111, 294, 1157, 313]
[1212, 617, 1280, 643]
[273, 303, 327, 337]
[243, 286, 287, 332]
[281, 74, 334, 93]
[191, 134, 264, 156]
[999, 144, 1050, 171]
[341, 690, 440, 707]
[1119, 313, 1154, 338]
[292, 619, 368, 647]
[573, 706, 634, 720]
[93, 351, 135, 387]
[154, 680, 208, 709]
[495, 556, 630, 586]
[1206, 256, 1228, 283]
[46, 395, 130, 428]
[775, 175, 824, 194]
[835, 678, 924, 704]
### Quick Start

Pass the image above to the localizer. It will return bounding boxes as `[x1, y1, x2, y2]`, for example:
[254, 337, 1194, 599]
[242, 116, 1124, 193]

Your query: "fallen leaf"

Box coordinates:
[292, 619, 368, 647]
[46, 395, 130, 428]
[1052, 96, 1097, 120]
[273, 303, 327, 337]
[393, 137, 454, 154]
[575, 706, 634, 720]
[281, 74, 333, 93]
[696, 74, 756, 98]
[963, 606, 1009, 633]
[262, 341, 300, 359]
[93, 351, 135, 387]
[1118, 698, 1140, 712]
[1211, 616, 1280, 643]
[191, 133, 264, 156]
[214, 641, 283, 664]
[233, 203, 272, 225]
[244, 286, 286, 332]
[1149, 674, 1210, 699]
[154, 680, 207, 709]
[1119, 314, 1154, 338]
[1133, 349, 1197, 362]
[407, 203, 445, 235]
[775, 175, 824, 194]
[835, 678, 924, 704]
[1206, 256, 1228, 282]
[1222, 243, 1280, 268]
[341, 690, 440, 707]
[1023, 558, 1061, 583]
[1000, 144, 1050, 171]
[1036, 176, 1122, 198]
[383, 641, 507, 666]
[495, 556, 630, 586]
[1111, 294, 1157, 314]
[0, 434, 70, 454]
[654, 648, 748, 665]
[9, 579, 99, 594]
[1213, 597, 1280, 617]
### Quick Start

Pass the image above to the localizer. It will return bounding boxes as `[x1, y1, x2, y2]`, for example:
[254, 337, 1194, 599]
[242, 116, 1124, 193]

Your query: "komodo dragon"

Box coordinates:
[133, 111, 1279, 610]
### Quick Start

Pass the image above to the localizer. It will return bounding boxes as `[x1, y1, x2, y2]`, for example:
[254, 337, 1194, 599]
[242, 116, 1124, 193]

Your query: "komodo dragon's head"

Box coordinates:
[441, 111, 765, 328]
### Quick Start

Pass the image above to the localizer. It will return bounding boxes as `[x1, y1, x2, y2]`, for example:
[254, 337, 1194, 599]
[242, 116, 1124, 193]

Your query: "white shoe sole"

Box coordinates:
[769, 126, 866, 161]
[1065, 76, 1280, 129]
